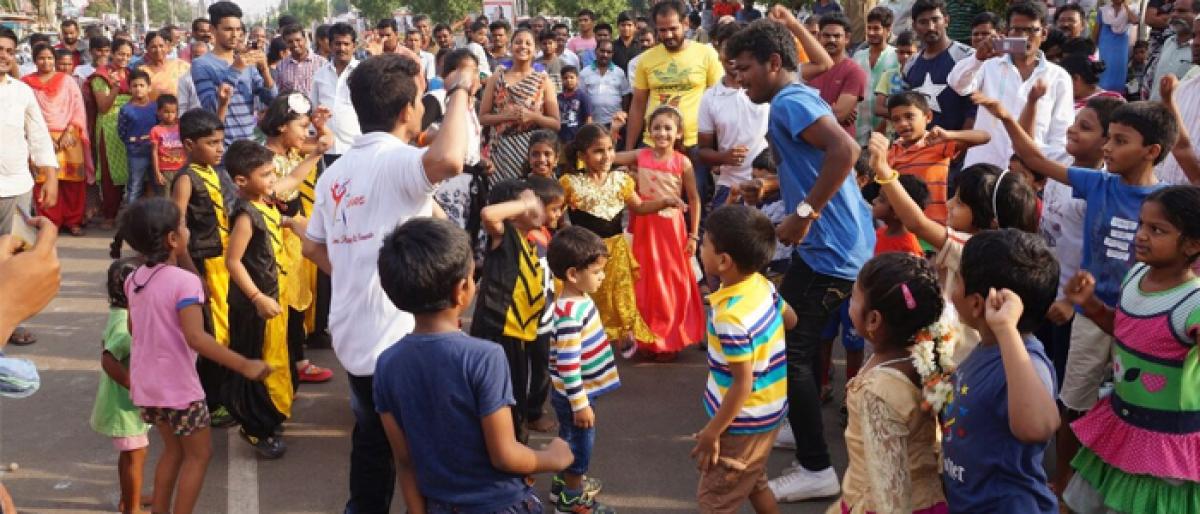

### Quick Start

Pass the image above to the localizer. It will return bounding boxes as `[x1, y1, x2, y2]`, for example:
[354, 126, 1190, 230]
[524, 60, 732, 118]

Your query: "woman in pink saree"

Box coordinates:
[23, 44, 93, 235]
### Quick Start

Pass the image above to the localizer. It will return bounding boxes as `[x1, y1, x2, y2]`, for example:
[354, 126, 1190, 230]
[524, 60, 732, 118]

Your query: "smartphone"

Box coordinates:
[995, 37, 1028, 55]
[9, 206, 37, 252]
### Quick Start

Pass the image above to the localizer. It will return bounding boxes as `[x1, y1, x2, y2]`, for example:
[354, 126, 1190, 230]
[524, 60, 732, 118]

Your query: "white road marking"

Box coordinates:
[227, 429, 259, 514]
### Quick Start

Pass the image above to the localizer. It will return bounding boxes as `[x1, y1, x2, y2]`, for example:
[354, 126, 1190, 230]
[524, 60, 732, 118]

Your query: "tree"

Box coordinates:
[553, 0, 627, 25]
[280, 0, 328, 27]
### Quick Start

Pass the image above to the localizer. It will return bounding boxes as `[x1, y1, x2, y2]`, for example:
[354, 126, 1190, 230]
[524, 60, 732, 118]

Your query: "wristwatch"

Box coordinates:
[795, 201, 820, 220]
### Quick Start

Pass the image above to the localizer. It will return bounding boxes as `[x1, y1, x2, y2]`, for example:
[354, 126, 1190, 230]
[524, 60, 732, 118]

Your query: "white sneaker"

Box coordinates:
[780, 459, 801, 476]
[773, 419, 797, 449]
[769, 465, 840, 503]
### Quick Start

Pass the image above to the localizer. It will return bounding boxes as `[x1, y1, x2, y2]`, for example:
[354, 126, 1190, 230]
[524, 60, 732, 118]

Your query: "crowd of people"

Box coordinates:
[3, 0, 1200, 512]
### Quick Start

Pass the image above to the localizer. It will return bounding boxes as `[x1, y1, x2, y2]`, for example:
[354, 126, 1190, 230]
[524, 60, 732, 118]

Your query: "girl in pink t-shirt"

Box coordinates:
[114, 198, 270, 514]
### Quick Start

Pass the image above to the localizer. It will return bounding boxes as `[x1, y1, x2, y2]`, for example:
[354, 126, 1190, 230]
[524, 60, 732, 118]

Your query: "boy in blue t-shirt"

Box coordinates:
[942, 229, 1062, 513]
[980, 98, 1178, 415]
[117, 70, 160, 205]
[557, 65, 592, 146]
[373, 217, 572, 512]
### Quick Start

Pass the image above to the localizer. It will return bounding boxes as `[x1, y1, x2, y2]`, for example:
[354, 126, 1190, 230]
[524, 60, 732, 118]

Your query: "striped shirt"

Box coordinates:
[704, 273, 788, 435]
[191, 53, 275, 145]
[275, 52, 327, 96]
[888, 138, 958, 225]
[550, 297, 620, 411]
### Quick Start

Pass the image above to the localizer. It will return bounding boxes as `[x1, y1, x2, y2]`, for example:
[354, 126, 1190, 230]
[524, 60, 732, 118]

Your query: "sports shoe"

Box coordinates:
[210, 406, 237, 428]
[296, 362, 333, 383]
[773, 419, 796, 450]
[555, 489, 616, 514]
[769, 465, 840, 502]
[239, 428, 287, 459]
[550, 474, 603, 503]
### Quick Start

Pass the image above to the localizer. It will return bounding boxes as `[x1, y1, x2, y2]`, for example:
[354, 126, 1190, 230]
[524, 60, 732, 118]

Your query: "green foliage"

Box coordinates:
[554, 0, 629, 24]
[280, 0, 329, 27]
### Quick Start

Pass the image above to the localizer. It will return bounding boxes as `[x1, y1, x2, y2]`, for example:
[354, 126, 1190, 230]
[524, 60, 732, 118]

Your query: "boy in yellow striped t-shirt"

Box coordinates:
[694, 205, 797, 514]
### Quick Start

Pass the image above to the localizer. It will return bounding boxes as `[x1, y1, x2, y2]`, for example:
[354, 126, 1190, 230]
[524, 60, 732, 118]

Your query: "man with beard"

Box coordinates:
[1145, 2, 1197, 100]
[1155, 16, 1200, 185]
[625, 0, 723, 152]
[553, 22, 582, 68]
[580, 39, 631, 125]
[851, 6, 898, 144]
[433, 23, 455, 52]
[808, 15, 868, 138]
[55, 19, 85, 66]
[192, 1, 275, 145]
[412, 14, 434, 52]
[903, 0, 974, 131]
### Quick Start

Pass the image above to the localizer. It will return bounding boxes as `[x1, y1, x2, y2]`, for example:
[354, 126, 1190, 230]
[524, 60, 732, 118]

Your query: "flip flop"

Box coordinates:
[7, 327, 36, 346]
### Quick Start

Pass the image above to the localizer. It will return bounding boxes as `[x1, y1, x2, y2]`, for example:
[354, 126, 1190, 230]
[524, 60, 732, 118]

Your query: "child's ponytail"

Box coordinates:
[563, 124, 612, 175]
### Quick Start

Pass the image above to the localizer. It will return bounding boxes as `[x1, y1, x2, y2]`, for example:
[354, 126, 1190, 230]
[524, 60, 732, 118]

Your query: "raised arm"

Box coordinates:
[422, 65, 478, 184]
[972, 92, 1070, 185]
[481, 190, 540, 244]
[1161, 74, 1200, 184]
[768, 5, 832, 80]
[947, 43, 990, 96]
[868, 133, 949, 249]
[986, 289, 1061, 443]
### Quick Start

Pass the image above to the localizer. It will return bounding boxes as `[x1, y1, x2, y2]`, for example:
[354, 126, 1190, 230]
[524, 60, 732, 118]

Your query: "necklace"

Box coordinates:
[131, 264, 168, 294]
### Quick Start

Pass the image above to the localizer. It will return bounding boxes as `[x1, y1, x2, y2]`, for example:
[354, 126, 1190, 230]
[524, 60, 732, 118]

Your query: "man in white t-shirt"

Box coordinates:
[303, 52, 478, 514]
[579, 40, 631, 125]
[697, 21, 769, 207]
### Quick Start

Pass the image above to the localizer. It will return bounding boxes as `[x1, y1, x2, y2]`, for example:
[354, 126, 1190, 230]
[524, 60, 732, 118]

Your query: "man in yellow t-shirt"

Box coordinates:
[626, 0, 724, 150]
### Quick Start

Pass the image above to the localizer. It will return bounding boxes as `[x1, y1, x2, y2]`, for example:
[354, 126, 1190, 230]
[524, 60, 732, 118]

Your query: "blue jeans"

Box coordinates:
[550, 392, 594, 476]
[345, 373, 395, 514]
[126, 153, 153, 204]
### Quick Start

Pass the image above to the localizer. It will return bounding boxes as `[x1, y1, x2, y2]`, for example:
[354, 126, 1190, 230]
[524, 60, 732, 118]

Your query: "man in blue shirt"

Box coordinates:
[725, 15, 875, 503]
[903, 0, 975, 131]
[191, 1, 275, 146]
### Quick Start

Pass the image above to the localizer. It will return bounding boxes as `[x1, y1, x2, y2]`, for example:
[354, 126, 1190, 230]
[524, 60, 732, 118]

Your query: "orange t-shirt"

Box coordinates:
[874, 227, 925, 257]
[887, 138, 959, 225]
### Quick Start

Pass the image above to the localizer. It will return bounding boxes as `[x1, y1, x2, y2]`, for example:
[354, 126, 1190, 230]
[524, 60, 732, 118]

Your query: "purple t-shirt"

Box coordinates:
[125, 264, 207, 409]
[807, 58, 868, 138]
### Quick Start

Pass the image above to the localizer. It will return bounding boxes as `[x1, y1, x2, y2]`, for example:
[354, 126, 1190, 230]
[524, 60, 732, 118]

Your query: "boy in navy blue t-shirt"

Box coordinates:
[373, 218, 572, 512]
[979, 98, 1178, 415]
[557, 65, 592, 146]
[942, 229, 1062, 513]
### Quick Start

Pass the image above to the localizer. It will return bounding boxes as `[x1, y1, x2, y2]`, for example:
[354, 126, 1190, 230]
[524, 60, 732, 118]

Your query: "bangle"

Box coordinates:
[874, 170, 900, 185]
[688, 235, 700, 242]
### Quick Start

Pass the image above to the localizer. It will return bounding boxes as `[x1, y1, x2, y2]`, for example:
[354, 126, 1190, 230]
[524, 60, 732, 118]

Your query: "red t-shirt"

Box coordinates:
[150, 125, 186, 172]
[874, 227, 924, 257]
[806, 58, 868, 137]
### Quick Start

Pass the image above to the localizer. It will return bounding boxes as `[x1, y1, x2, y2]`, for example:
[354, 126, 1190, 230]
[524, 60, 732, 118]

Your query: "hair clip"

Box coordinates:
[901, 283, 917, 310]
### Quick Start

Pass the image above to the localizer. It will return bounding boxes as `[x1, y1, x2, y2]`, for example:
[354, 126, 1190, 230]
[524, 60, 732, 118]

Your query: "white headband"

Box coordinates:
[993, 169, 1011, 225]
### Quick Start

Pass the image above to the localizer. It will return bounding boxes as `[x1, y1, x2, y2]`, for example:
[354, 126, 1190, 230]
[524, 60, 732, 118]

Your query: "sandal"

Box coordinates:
[7, 327, 37, 346]
[296, 362, 333, 383]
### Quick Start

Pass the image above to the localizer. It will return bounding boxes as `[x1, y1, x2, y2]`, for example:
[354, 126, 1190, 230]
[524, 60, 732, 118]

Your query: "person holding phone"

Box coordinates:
[190, 1, 276, 146]
[948, 1, 1073, 168]
[0, 27, 59, 347]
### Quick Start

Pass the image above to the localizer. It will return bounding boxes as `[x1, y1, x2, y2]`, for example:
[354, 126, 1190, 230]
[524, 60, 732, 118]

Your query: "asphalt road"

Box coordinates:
[1, 230, 850, 514]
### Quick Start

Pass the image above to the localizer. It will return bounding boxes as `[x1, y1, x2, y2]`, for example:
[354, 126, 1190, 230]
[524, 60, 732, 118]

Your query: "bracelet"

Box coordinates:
[874, 170, 900, 185]
[688, 235, 700, 242]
